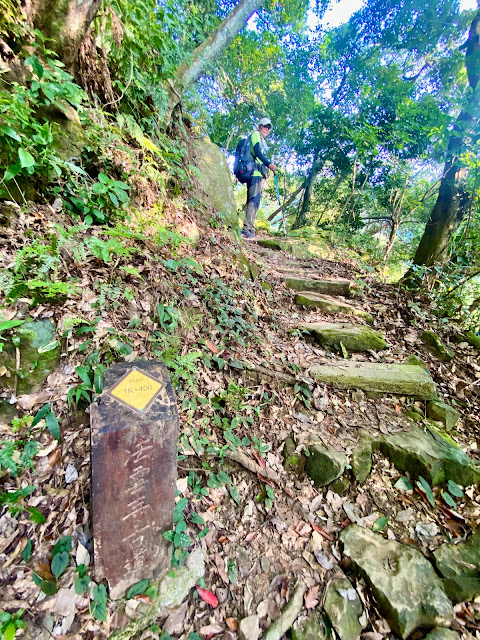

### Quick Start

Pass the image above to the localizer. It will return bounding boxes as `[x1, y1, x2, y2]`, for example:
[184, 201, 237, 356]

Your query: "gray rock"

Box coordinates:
[239, 615, 261, 640]
[291, 615, 326, 640]
[156, 547, 205, 614]
[301, 321, 386, 352]
[1, 318, 60, 395]
[295, 293, 372, 323]
[340, 524, 454, 638]
[351, 424, 480, 487]
[324, 577, 365, 640]
[427, 401, 461, 431]
[305, 438, 347, 487]
[193, 137, 238, 229]
[421, 331, 455, 362]
[424, 629, 460, 640]
[310, 362, 435, 399]
[433, 530, 480, 602]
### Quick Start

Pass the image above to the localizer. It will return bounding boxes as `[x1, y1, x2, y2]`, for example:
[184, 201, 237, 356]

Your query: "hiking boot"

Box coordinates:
[241, 229, 255, 239]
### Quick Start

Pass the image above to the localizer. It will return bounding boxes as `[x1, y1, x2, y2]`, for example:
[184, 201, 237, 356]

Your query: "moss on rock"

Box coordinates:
[421, 331, 455, 362]
[427, 401, 460, 431]
[295, 293, 373, 323]
[302, 322, 386, 352]
[285, 277, 352, 296]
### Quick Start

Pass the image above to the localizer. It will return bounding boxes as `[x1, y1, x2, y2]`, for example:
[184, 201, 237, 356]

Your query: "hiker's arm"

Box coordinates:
[253, 142, 272, 167]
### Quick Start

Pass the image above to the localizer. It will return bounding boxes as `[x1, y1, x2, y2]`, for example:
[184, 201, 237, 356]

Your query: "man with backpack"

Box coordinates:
[233, 117, 277, 239]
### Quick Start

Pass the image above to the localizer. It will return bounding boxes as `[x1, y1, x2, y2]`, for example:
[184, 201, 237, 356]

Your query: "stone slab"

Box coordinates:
[302, 321, 386, 352]
[324, 577, 365, 640]
[427, 401, 461, 431]
[310, 362, 436, 398]
[295, 293, 372, 323]
[340, 524, 454, 638]
[285, 277, 352, 297]
[90, 361, 179, 599]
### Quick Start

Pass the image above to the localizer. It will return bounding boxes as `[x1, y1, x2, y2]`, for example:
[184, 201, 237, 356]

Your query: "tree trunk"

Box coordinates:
[316, 171, 345, 225]
[267, 183, 305, 221]
[409, 11, 480, 269]
[292, 157, 323, 229]
[166, 0, 264, 117]
[28, 0, 102, 67]
[341, 158, 357, 221]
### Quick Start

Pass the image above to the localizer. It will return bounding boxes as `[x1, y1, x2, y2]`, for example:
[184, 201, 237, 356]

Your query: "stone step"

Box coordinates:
[310, 361, 435, 398]
[257, 237, 332, 259]
[285, 276, 352, 297]
[301, 321, 386, 352]
[295, 292, 373, 323]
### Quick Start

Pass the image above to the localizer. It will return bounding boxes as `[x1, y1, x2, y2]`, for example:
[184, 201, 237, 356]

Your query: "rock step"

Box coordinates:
[310, 361, 435, 398]
[257, 237, 332, 259]
[295, 292, 373, 323]
[285, 276, 352, 297]
[302, 321, 386, 352]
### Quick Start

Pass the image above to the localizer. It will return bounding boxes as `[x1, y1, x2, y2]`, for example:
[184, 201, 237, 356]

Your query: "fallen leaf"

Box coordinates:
[205, 340, 219, 354]
[311, 523, 334, 541]
[304, 585, 319, 609]
[196, 586, 218, 608]
[226, 618, 239, 631]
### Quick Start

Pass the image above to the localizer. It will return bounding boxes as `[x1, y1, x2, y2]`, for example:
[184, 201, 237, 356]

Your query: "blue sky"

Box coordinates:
[320, 0, 478, 28]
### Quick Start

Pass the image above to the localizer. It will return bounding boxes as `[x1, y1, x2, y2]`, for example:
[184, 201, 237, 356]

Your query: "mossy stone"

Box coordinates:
[234, 252, 259, 281]
[424, 630, 460, 640]
[283, 437, 305, 473]
[301, 322, 386, 352]
[285, 277, 352, 297]
[324, 577, 365, 640]
[295, 293, 373, 324]
[427, 401, 460, 431]
[340, 525, 454, 638]
[291, 615, 327, 640]
[421, 331, 455, 362]
[464, 330, 480, 350]
[1, 318, 60, 395]
[352, 433, 374, 483]
[305, 438, 347, 486]
[310, 362, 436, 399]
[404, 409, 424, 422]
[433, 530, 480, 602]
[405, 354, 427, 369]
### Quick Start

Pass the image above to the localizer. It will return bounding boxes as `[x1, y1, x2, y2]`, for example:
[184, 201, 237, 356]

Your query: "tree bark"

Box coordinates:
[166, 0, 264, 117]
[293, 156, 324, 229]
[27, 0, 102, 67]
[409, 11, 480, 269]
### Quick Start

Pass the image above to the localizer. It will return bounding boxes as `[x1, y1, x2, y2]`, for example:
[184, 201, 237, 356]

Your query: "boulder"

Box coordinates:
[463, 330, 480, 350]
[295, 293, 372, 323]
[234, 252, 259, 281]
[291, 615, 326, 640]
[310, 362, 435, 399]
[36, 100, 86, 160]
[433, 530, 480, 602]
[1, 318, 60, 395]
[285, 277, 352, 297]
[302, 322, 386, 352]
[427, 401, 460, 431]
[305, 438, 347, 486]
[323, 577, 365, 640]
[340, 525, 454, 638]
[350, 425, 480, 487]
[193, 137, 238, 229]
[421, 331, 455, 362]
[239, 615, 261, 640]
[424, 630, 460, 640]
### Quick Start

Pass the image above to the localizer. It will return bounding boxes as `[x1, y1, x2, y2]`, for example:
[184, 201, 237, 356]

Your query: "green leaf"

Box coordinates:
[0, 126, 22, 142]
[394, 476, 413, 491]
[190, 512, 205, 525]
[417, 476, 435, 508]
[0, 320, 24, 334]
[76, 365, 92, 387]
[45, 411, 60, 441]
[173, 532, 192, 548]
[4, 621, 16, 640]
[32, 403, 51, 427]
[75, 574, 91, 595]
[18, 148, 36, 168]
[340, 341, 348, 359]
[51, 550, 70, 579]
[38, 340, 59, 353]
[108, 192, 119, 207]
[126, 579, 149, 599]
[229, 484, 241, 505]
[442, 491, 457, 508]
[216, 471, 231, 485]
[173, 497, 187, 522]
[21, 538, 33, 563]
[91, 584, 108, 622]
[447, 480, 464, 498]
[32, 573, 57, 595]
[52, 536, 72, 556]
[27, 507, 46, 524]
[372, 516, 389, 531]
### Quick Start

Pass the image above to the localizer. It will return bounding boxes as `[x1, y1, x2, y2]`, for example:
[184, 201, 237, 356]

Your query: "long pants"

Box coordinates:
[244, 176, 263, 232]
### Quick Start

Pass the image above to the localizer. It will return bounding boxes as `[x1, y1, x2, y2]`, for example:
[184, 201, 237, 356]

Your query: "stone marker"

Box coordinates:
[340, 524, 454, 638]
[90, 361, 179, 599]
[310, 361, 435, 398]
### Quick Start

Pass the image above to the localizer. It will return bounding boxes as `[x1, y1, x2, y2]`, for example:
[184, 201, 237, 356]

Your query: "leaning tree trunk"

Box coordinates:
[292, 157, 324, 229]
[409, 11, 480, 269]
[166, 0, 264, 118]
[27, 0, 102, 67]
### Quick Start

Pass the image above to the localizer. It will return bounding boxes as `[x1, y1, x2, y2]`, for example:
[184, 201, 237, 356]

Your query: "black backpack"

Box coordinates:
[233, 135, 254, 183]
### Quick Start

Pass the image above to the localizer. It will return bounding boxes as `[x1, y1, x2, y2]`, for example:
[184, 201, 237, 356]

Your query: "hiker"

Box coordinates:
[233, 117, 277, 239]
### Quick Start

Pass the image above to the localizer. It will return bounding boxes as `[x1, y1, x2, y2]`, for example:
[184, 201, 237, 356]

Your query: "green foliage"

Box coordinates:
[0, 609, 26, 640]
[64, 173, 130, 225]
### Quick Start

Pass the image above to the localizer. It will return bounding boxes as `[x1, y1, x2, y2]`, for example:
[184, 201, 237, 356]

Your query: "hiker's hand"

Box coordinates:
[269, 163, 277, 173]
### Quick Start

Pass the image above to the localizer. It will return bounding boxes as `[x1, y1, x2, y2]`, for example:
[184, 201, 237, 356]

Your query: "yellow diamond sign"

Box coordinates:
[107, 368, 164, 414]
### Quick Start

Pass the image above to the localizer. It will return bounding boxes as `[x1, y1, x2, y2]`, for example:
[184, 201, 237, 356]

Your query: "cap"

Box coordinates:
[259, 117, 272, 127]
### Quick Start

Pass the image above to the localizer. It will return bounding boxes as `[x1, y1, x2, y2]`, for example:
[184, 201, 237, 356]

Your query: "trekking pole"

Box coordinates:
[274, 172, 287, 237]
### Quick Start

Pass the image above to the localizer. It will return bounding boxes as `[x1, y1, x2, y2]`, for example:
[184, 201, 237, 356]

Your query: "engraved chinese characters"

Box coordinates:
[90, 361, 179, 599]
